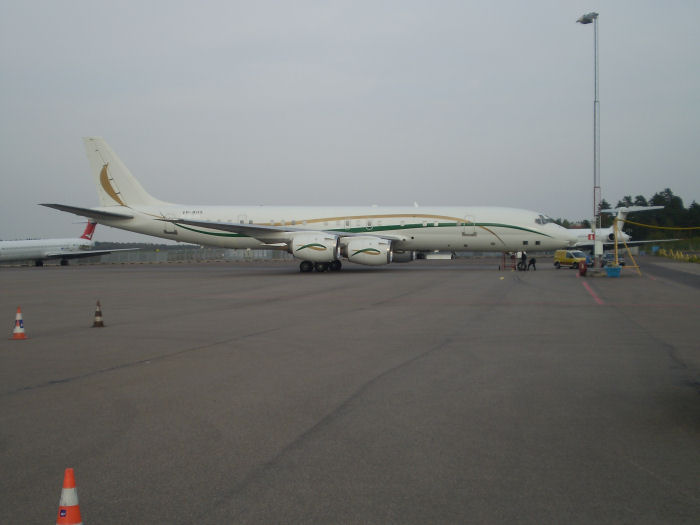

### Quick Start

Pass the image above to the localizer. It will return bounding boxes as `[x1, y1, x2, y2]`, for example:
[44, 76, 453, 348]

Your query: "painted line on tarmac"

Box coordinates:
[580, 280, 604, 305]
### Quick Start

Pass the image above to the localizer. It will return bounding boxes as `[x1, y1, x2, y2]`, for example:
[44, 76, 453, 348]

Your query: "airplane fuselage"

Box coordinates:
[0, 238, 94, 263]
[97, 204, 574, 253]
[570, 226, 631, 247]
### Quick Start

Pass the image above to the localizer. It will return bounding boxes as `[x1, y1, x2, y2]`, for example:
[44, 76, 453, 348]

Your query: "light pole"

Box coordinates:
[577, 11, 601, 265]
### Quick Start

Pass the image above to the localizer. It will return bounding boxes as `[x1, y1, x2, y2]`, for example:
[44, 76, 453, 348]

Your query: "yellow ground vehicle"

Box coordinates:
[553, 249, 587, 269]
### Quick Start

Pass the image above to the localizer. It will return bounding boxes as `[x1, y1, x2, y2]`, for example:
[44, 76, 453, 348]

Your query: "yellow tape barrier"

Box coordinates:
[620, 219, 700, 231]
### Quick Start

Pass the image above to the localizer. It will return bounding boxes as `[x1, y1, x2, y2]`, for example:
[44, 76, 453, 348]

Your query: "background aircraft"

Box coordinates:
[0, 222, 134, 267]
[43, 137, 577, 272]
[569, 206, 676, 249]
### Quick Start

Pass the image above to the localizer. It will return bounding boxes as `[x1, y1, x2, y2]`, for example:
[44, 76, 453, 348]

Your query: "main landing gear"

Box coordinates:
[299, 260, 343, 273]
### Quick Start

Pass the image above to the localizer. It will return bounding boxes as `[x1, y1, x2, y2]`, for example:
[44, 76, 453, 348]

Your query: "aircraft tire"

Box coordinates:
[329, 260, 342, 272]
[299, 261, 314, 273]
[314, 262, 329, 272]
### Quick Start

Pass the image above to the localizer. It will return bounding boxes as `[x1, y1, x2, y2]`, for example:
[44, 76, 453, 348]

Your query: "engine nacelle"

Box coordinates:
[391, 249, 417, 263]
[344, 237, 392, 266]
[289, 233, 340, 262]
[607, 232, 616, 242]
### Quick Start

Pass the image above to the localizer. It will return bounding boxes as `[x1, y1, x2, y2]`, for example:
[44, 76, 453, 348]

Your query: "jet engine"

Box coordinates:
[289, 233, 340, 262]
[344, 237, 392, 266]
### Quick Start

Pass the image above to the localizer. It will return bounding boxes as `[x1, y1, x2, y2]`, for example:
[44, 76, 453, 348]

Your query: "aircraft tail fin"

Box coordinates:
[83, 137, 169, 208]
[80, 221, 97, 240]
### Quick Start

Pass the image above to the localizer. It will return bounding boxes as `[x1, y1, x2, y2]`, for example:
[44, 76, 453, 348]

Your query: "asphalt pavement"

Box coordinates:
[1, 258, 698, 524]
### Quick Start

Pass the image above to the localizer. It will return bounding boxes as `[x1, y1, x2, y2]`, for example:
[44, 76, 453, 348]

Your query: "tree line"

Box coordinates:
[555, 188, 699, 240]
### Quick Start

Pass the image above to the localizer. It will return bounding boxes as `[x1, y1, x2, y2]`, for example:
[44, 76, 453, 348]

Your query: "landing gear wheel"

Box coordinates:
[299, 260, 314, 273]
[329, 260, 342, 272]
[60, 259, 69, 266]
[314, 262, 329, 272]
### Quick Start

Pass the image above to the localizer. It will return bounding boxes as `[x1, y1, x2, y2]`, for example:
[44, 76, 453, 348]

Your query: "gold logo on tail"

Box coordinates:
[99, 164, 126, 206]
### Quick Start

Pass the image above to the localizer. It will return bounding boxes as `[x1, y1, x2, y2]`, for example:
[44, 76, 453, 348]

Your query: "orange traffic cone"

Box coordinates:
[92, 301, 104, 328]
[56, 468, 83, 525]
[11, 306, 26, 340]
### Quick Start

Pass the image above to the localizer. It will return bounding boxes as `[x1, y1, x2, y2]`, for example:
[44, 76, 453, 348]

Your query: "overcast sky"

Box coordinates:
[1, 1, 699, 242]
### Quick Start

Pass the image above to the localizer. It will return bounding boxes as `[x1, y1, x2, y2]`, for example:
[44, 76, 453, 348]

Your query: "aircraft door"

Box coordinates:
[462, 215, 476, 236]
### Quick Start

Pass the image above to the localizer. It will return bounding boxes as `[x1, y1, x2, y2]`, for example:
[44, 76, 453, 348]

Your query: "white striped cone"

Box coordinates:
[56, 468, 83, 525]
[11, 306, 26, 340]
[92, 301, 104, 328]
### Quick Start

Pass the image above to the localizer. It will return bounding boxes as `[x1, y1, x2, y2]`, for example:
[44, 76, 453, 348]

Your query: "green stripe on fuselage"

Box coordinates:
[175, 221, 552, 238]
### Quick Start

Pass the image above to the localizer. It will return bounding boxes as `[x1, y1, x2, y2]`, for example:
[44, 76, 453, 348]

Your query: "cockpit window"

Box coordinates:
[535, 214, 555, 225]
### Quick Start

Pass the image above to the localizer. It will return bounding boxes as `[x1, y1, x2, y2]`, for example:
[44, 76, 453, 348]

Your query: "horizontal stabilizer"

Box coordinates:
[600, 206, 664, 215]
[41, 203, 134, 220]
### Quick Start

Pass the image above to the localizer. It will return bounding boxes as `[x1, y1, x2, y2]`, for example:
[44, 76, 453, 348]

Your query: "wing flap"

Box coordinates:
[166, 218, 407, 242]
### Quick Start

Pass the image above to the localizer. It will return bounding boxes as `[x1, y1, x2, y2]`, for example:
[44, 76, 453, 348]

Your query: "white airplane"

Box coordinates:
[0, 221, 134, 267]
[42, 137, 578, 272]
[568, 206, 675, 249]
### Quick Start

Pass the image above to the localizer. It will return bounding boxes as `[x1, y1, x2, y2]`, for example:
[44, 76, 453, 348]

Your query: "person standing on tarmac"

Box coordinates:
[528, 257, 536, 271]
[520, 251, 527, 271]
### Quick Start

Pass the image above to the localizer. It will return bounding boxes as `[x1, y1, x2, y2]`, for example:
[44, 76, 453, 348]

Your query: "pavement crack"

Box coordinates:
[0, 328, 279, 398]
[210, 336, 454, 518]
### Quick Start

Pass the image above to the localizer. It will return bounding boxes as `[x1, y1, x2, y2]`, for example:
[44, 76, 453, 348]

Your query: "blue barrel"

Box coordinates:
[605, 266, 621, 277]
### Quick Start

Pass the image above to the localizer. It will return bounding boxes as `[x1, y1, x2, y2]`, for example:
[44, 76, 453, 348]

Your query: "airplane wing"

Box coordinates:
[42, 248, 139, 260]
[575, 238, 679, 249]
[40, 204, 134, 220]
[611, 239, 680, 247]
[165, 218, 408, 242]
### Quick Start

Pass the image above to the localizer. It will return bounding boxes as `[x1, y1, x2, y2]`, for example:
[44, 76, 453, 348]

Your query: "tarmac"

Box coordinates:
[1, 257, 699, 524]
